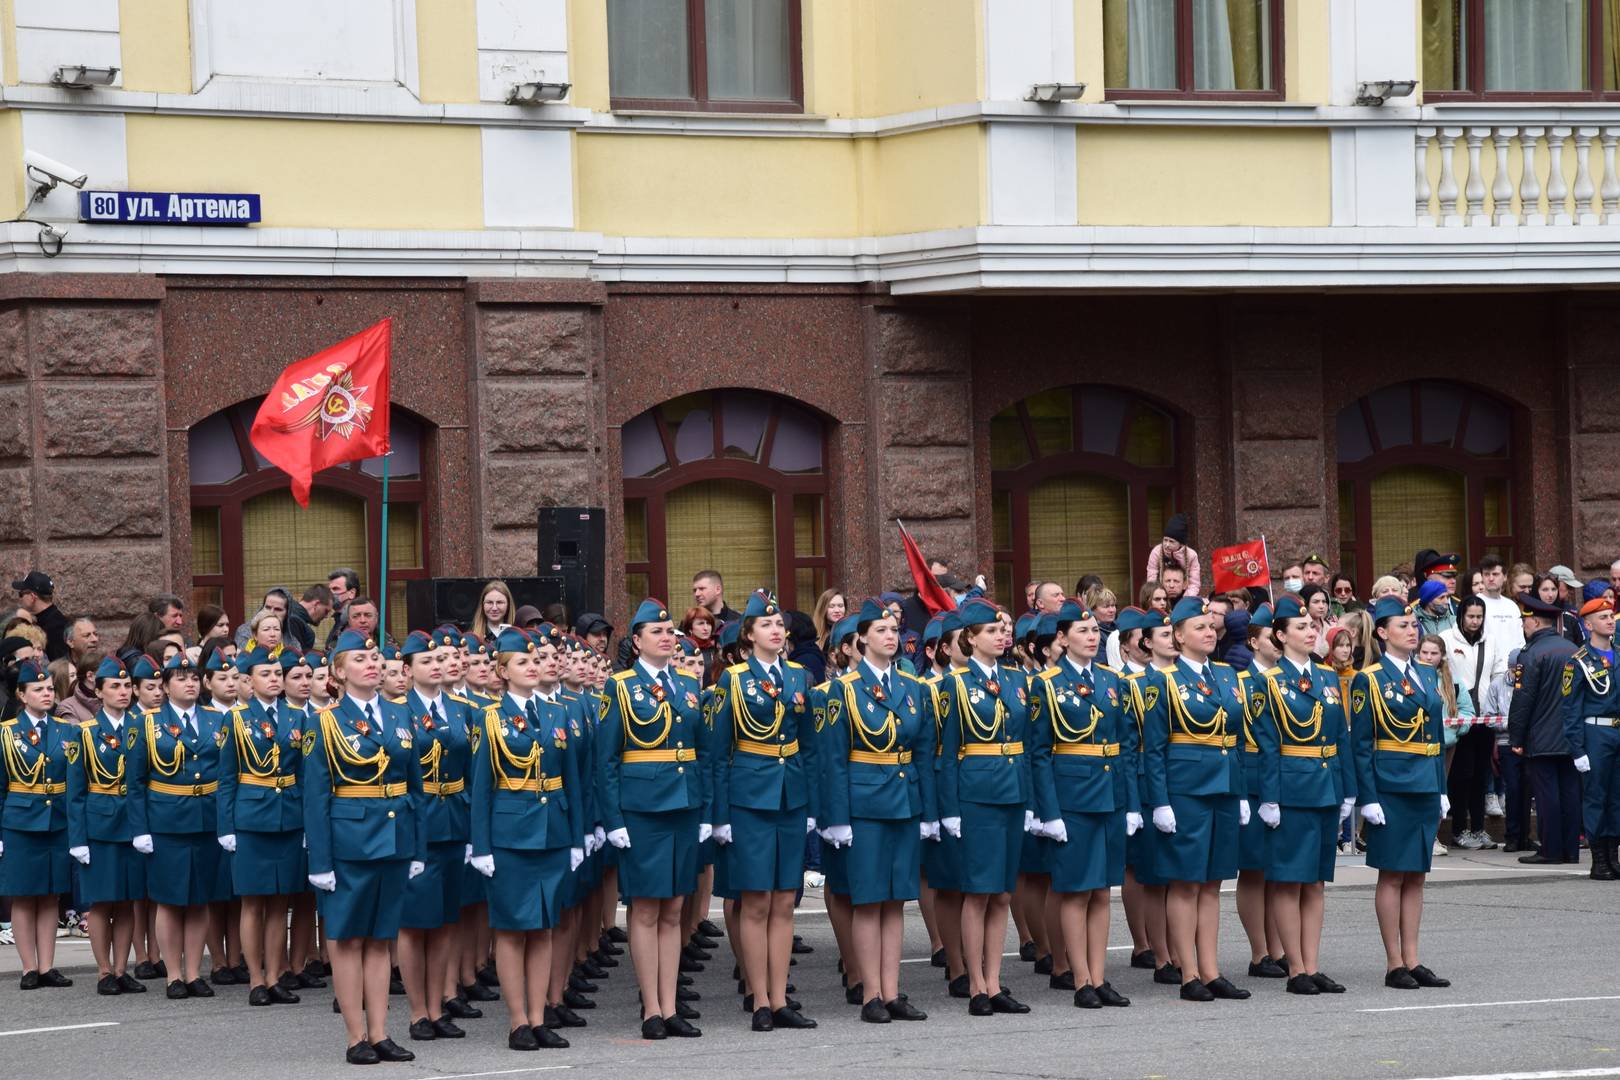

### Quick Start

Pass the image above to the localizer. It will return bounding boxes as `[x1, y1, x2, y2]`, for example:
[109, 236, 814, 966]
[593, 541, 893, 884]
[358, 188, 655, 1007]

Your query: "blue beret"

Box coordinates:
[130, 654, 162, 680]
[1015, 613, 1038, 641]
[922, 615, 945, 645]
[15, 659, 49, 686]
[1248, 603, 1274, 630]
[717, 619, 741, 649]
[1272, 595, 1305, 621]
[1418, 580, 1450, 608]
[95, 656, 129, 681]
[1035, 614, 1058, 640]
[856, 597, 892, 629]
[163, 653, 198, 674]
[400, 630, 435, 658]
[1055, 600, 1089, 625]
[1371, 596, 1415, 622]
[432, 625, 464, 649]
[1583, 579, 1612, 603]
[494, 627, 536, 655]
[631, 599, 672, 632]
[956, 599, 999, 627]
[235, 646, 275, 673]
[828, 615, 858, 649]
[329, 630, 376, 658]
[743, 590, 780, 620]
[1169, 596, 1209, 625]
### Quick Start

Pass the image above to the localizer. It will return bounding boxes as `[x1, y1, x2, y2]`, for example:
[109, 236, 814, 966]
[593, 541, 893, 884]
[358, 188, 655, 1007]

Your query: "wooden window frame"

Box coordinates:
[1425, 0, 1620, 101]
[1104, 0, 1286, 101]
[1336, 381, 1517, 596]
[990, 387, 1184, 604]
[623, 391, 828, 611]
[609, 0, 805, 114]
[187, 401, 433, 631]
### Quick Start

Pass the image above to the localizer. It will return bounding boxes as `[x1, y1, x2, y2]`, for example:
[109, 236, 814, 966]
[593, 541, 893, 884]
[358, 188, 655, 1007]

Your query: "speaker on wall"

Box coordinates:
[406, 576, 566, 632]
[538, 506, 605, 619]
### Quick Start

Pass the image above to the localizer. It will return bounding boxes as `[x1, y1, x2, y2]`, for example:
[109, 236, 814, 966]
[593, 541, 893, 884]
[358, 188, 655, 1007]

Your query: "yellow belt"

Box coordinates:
[848, 749, 912, 765]
[1281, 744, 1338, 759]
[736, 739, 799, 759]
[497, 775, 564, 793]
[623, 748, 697, 763]
[332, 782, 407, 798]
[1245, 742, 1260, 753]
[960, 741, 1025, 758]
[1053, 742, 1120, 757]
[1374, 739, 1440, 756]
[1168, 734, 1238, 748]
[9, 781, 66, 795]
[238, 774, 298, 790]
[424, 778, 466, 796]
[149, 780, 218, 797]
[87, 782, 127, 796]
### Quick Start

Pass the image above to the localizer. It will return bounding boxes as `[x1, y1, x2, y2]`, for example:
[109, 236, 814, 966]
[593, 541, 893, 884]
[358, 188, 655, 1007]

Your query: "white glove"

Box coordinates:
[1440, 795, 1451, 819]
[132, 834, 154, 854]
[1361, 802, 1386, 826]
[69, 845, 90, 865]
[408, 860, 425, 879]
[941, 816, 962, 838]
[309, 871, 337, 892]
[806, 816, 817, 834]
[569, 847, 585, 872]
[0, 839, 4, 856]
[713, 824, 733, 845]
[825, 824, 853, 848]
[1258, 802, 1281, 829]
[1574, 755, 1591, 774]
[465, 843, 474, 864]
[471, 854, 495, 878]
[1023, 809, 1038, 834]
[583, 833, 597, 856]
[1340, 798, 1355, 823]
[593, 825, 606, 848]
[1153, 805, 1177, 834]
[1239, 799, 1251, 827]
[218, 834, 237, 853]
[1044, 819, 1069, 843]
[921, 820, 940, 841]
[1125, 811, 1143, 836]
[607, 828, 631, 849]
[698, 822, 713, 844]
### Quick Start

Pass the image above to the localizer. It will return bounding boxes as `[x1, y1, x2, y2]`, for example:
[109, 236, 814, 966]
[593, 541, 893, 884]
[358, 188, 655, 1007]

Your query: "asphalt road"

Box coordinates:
[2, 849, 1616, 1080]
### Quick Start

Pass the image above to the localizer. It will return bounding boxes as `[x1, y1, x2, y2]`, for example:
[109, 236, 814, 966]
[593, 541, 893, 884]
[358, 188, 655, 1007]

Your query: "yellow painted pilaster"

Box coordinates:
[1285, 0, 1328, 103]
[1, 0, 16, 86]
[568, 0, 610, 111]
[119, 0, 192, 93]
[0, 110, 21, 218]
[417, 0, 479, 103]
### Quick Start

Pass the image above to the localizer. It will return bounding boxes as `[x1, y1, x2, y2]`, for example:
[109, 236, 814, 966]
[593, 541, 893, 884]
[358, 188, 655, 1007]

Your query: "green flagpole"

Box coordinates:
[379, 450, 390, 643]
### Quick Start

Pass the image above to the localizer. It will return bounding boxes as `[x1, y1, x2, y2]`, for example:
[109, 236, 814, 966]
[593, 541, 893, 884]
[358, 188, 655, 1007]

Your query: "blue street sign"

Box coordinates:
[78, 190, 261, 226]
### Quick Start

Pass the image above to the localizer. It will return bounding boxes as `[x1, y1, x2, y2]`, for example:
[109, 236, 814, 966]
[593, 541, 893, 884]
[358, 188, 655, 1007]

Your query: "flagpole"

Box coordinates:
[379, 451, 390, 641]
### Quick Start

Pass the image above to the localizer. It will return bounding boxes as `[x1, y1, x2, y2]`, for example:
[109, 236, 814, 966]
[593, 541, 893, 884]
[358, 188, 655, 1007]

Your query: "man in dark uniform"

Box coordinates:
[1508, 594, 1581, 866]
[1563, 597, 1620, 880]
[13, 571, 69, 661]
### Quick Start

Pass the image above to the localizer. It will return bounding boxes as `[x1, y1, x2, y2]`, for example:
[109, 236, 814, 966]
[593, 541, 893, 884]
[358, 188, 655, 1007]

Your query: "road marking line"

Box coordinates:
[1385, 1068, 1620, 1080]
[424, 1067, 573, 1079]
[1359, 995, 1620, 1014]
[0, 1022, 120, 1037]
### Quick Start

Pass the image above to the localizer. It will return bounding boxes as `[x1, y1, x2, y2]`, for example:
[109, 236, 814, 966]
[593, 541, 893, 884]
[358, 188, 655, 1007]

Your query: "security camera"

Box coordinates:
[24, 150, 88, 191]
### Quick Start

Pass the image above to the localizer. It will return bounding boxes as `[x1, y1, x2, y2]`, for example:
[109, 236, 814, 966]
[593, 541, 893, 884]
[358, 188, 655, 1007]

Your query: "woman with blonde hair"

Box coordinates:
[811, 588, 847, 649]
[246, 608, 284, 656]
[470, 581, 517, 641]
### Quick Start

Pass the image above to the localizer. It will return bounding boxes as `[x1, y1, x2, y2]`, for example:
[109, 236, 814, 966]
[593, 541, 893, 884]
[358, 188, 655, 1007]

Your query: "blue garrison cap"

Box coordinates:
[95, 656, 129, 681]
[743, 590, 780, 620]
[828, 615, 858, 649]
[717, 620, 741, 649]
[956, 600, 999, 627]
[1015, 613, 1038, 642]
[1169, 596, 1209, 625]
[1035, 614, 1058, 641]
[922, 614, 946, 645]
[1272, 594, 1306, 621]
[16, 659, 49, 686]
[1372, 596, 1416, 622]
[130, 654, 162, 680]
[1248, 603, 1274, 630]
[1054, 600, 1089, 625]
[494, 627, 536, 654]
[400, 630, 434, 658]
[631, 599, 672, 632]
[329, 630, 377, 658]
[235, 646, 276, 673]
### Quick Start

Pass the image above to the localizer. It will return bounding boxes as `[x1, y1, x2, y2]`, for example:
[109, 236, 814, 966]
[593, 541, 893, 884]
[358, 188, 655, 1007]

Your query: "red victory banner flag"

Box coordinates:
[897, 520, 956, 615]
[1210, 536, 1271, 594]
[250, 319, 392, 507]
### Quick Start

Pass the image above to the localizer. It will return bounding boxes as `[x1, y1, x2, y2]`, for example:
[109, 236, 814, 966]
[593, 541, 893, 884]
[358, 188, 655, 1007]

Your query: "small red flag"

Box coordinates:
[250, 319, 392, 507]
[1211, 537, 1271, 594]
[897, 521, 955, 615]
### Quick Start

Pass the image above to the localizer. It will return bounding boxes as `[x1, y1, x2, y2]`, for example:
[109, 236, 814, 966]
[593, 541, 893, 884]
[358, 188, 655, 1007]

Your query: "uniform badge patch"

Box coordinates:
[1562, 664, 1574, 697]
[826, 698, 842, 727]
[1143, 686, 1160, 712]
[302, 730, 316, 754]
[1250, 691, 1265, 715]
[1352, 689, 1366, 713]
[214, 729, 228, 748]
[63, 742, 79, 764]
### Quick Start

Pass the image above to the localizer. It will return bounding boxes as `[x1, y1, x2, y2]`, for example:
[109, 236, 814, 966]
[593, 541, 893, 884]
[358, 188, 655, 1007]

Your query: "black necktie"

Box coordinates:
[267, 702, 277, 727]
[1078, 667, 1094, 691]
[525, 700, 540, 728]
[431, 701, 445, 730]
[881, 671, 892, 699]
[185, 712, 195, 736]
[365, 702, 377, 732]
[660, 670, 677, 701]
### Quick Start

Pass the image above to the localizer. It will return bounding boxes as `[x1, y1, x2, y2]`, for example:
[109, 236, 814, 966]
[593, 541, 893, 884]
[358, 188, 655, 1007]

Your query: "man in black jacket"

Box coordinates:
[12, 570, 68, 661]
[1508, 594, 1581, 866]
[285, 583, 333, 653]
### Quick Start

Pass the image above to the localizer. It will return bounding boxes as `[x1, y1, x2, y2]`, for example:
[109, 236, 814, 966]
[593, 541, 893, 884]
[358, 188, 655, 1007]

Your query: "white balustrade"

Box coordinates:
[1414, 123, 1620, 226]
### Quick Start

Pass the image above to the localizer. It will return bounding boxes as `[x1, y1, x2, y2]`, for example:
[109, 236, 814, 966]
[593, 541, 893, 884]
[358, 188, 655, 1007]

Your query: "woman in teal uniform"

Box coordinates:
[2, 660, 74, 989]
[1255, 595, 1356, 995]
[277, 649, 325, 990]
[127, 653, 166, 983]
[1141, 597, 1250, 1002]
[713, 591, 818, 1033]
[1115, 608, 1170, 979]
[939, 600, 1032, 1017]
[452, 632, 500, 1008]
[468, 627, 583, 1051]
[1351, 596, 1450, 991]
[398, 629, 478, 1041]
[129, 654, 230, 1000]
[1030, 602, 1137, 1009]
[1236, 604, 1287, 980]
[66, 656, 147, 995]
[921, 611, 968, 998]
[811, 615, 863, 1002]
[597, 600, 709, 1041]
[823, 598, 936, 1023]
[303, 632, 426, 1065]
[218, 646, 307, 1007]
[1011, 614, 1052, 978]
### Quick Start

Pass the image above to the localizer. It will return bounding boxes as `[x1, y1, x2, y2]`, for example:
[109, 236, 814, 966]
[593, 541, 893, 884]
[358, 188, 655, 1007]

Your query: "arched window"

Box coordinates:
[1336, 380, 1515, 592]
[990, 387, 1181, 606]
[188, 399, 431, 643]
[622, 390, 829, 616]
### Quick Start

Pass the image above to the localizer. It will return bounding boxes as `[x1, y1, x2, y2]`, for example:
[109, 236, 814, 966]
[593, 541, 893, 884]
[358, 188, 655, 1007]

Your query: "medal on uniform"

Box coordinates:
[394, 727, 411, 742]
[1196, 679, 1212, 695]
[685, 692, 699, 709]
[355, 718, 371, 737]
[793, 691, 805, 707]
[871, 682, 886, 702]
[985, 679, 1000, 696]
[421, 713, 436, 731]
[167, 723, 181, 738]
[1078, 683, 1091, 697]
[761, 680, 779, 700]
[1017, 687, 1026, 704]
[1400, 678, 1414, 695]
[260, 721, 275, 740]
[214, 729, 228, 748]
[25, 728, 39, 746]
[513, 716, 526, 732]
[554, 728, 567, 749]
[649, 680, 666, 703]
[104, 732, 119, 749]
[1297, 674, 1312, 693]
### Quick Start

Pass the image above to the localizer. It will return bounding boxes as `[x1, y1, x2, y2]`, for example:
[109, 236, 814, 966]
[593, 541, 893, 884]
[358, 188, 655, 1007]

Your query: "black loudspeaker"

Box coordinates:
[406, 576, 566, 633]
[538, 506, 606, 620]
